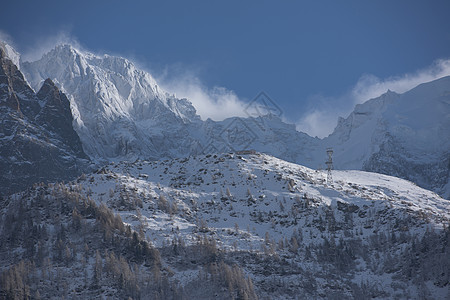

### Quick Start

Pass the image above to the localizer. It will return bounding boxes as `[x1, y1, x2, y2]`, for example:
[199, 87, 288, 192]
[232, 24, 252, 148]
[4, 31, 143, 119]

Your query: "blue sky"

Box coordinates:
[1, 0, 450, 137]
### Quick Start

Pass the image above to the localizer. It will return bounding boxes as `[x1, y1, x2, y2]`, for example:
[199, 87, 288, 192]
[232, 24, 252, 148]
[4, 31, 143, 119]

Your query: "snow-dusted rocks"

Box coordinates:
[66, 153, 450, 298]
[77, 152, 450, 248]
[1, 152, 448, 298]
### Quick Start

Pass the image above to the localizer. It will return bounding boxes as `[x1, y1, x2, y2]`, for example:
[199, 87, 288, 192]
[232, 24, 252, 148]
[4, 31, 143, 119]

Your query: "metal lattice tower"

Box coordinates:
[326, 148, 333, 185]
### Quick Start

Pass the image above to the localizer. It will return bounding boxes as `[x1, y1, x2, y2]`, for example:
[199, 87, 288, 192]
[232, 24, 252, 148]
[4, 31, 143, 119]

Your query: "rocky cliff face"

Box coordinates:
[363, 135, 450, 197]
[35, 78, 88, 158]
[0, 44, 89, 196]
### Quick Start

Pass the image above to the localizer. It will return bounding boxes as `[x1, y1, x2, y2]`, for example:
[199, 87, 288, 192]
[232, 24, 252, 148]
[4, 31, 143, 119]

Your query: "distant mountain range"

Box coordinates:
[0, 41, 448, 198]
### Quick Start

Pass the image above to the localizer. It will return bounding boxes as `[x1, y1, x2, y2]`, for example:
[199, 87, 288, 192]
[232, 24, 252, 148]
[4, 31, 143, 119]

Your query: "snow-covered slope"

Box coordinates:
[1, 148, 449, 298]
[78, 152, 449, 246]
[68, 152, 449, 298]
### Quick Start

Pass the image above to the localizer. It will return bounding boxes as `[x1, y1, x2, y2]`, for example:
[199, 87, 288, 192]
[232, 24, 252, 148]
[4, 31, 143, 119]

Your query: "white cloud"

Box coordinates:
[0, 31, 21, 67]
[2, 29, 248, 121]
[295, 94, 348, 138]
[157, 69, 248, 121]
[0, 30, 15, 47]
[296, 109, 340, 139]
[5, 30, 450, 138]
[20, 30, 81, 63]
[297, 58, 450, 138]
[352, 59, 450, 104]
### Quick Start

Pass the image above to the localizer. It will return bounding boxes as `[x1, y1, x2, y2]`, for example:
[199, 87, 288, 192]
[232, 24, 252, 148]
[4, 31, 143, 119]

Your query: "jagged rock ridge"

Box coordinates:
[0, 43, 89, 196]
[21, 44, 201, 161]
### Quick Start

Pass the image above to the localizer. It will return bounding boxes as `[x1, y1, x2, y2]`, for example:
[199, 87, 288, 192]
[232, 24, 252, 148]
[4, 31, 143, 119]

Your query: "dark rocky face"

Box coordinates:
[36, 78, 88, 158]
[0, 47, 39, 117]
[0, 46, 90, 196]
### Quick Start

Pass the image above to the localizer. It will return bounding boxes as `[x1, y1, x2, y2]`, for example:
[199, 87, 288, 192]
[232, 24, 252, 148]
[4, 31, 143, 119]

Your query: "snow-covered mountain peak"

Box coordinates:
[0, 41, 21, 69]
[328, 76, 450, 153]
[324, 89, 402, 153]
[21, 44, 201, 160]
[380, 76, 450, 151]
[23, 44, 198, 119]
[323, 76, 450, 198]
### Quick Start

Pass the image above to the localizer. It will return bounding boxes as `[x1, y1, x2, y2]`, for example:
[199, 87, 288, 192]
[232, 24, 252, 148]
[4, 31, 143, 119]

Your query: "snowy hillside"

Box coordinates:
[0, 153, 450, 299]
[68, 153, 450, 298]
[76, 152, 448, 247]
[1, 152, 448, 298]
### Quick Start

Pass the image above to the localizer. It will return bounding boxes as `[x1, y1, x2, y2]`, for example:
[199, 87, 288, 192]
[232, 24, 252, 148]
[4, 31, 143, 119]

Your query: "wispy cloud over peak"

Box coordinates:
[157, 67, 248, 121]
[296, 58, 450, 138]
[20, 30, 82, 63]
[352, 59, 450, 104]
